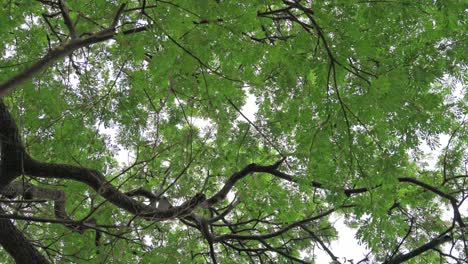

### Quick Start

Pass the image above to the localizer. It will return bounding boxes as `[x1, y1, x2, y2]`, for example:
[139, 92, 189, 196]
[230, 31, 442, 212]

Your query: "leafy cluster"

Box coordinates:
[0, 1, 466, 263]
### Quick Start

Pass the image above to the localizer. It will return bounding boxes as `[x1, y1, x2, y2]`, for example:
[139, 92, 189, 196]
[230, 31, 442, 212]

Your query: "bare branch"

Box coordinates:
[213, 208, 337, 242]
[301, 225, 341, 263]
[384, 234, 452, 264]
[58, 0, 76, 39]
[0, 12, 149, 97]
[110, 3, 127, 29]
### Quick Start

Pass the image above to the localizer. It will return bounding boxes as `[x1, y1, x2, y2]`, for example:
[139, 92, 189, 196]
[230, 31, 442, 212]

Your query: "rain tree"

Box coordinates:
[0, 1, 466, 263]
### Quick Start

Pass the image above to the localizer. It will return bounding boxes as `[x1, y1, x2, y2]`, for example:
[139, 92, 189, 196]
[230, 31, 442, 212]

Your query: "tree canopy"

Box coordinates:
[0, 0, 466, 263]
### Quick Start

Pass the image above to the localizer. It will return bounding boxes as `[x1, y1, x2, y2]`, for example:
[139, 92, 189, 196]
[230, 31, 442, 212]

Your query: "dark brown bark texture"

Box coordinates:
[1, 99, 51, 263]
[0, 99, 25, 186]
[0, 206, 49, 264]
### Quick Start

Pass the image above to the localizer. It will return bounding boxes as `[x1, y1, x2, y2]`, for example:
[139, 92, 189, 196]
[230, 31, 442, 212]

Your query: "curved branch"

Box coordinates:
[23, 159, 205, 220]
[202, 160, 287, 208]
[200, 159, 369, 209]
[398, 177, 465, 228]
[203, 159, 464, 228]
[0, 22, 149, 97]
[0, 206, 50, 264]
[1, 98, 203, 223]
[213, 208, 336, 242]
[0, 180, 97, 232]
[384, 234, 452, 264]
[0, 99, 26, 185]
[259, 239, 308, 264]
[301, 225, 341, 263]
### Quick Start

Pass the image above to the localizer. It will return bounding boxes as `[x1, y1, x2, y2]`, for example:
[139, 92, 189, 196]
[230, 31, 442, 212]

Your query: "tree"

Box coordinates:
[0, 0, 466, 263]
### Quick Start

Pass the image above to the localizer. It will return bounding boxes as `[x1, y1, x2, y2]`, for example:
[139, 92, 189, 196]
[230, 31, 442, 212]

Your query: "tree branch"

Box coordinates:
[384, 234, 452, 264]
[398, 177, 465, 228]
[0, 20, 149, 97]
[213, 208, 336, 242]
[0, 206, 50, 264]
[23, 159, 205, 220]
[301, 225, 341, 263]
[0, 180, 98, 233]
[58, 0, 76, 39]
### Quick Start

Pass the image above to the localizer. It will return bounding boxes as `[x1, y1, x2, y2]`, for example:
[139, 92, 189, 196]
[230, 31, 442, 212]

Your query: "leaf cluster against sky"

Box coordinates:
[0, 1, 466, 263]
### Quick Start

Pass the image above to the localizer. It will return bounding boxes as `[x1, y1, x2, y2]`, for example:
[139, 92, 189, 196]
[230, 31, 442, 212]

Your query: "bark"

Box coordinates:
[0, 181, 97, 233]
[0, 99, 25, 186]
[0, 99, 50, 262]
[384, 234, 452, 264]
[1, 99, 204, 221]
[0, 3, 148, 97]
[22, 159, 205, 220]
[0, 206, 50, 264]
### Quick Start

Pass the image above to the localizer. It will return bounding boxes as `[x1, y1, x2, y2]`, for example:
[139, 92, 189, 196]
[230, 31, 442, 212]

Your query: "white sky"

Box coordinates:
[1, 12, 464, 264]
[224, 86, 466, 263]
[3, 46, 463, 263]
[103, 85, 464, 263]
[239, 92, 369, 263]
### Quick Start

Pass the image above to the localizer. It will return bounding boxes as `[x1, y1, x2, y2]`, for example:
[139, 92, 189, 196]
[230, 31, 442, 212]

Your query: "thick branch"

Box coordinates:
[0, 181, 96, 232]
[126, 187, 159, 200]
[398, 177, 465, 228]
[0, 24, 149, 97]
[23, 159, 204, 220]
[0, 206, 49, 264]
[0, 99, 26, 185]
[110, 4, 127, 29]
[58, 0, 76, 39]
[384, 234, 452, 264]
[1, 98, 202, 222]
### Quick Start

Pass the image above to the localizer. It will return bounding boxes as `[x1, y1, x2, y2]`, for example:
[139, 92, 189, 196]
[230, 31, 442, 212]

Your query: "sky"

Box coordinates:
[3, 40, 464, 263]
[102, 86, 465, 263]
[1, 10, 465, 264]
[239, 93, 369, 263]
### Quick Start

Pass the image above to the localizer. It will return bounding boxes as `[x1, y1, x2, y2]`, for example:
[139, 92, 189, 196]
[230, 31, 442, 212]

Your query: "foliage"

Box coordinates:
[0, 1, 466, 263]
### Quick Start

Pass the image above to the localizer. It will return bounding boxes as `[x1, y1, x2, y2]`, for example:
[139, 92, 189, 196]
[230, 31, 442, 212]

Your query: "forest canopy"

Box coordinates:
[0, 0, 466, 263]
